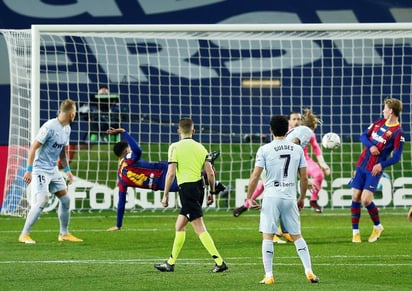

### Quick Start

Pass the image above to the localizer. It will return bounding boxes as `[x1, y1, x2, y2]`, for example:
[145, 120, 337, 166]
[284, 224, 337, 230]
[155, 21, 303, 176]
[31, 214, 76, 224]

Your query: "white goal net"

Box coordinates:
[1, 24, 412, 216]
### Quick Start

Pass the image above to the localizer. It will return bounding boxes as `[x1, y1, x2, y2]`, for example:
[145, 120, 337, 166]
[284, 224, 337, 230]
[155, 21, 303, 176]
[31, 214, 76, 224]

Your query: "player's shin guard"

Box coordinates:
[21, 192, 49, 234]
[168, 231, 186, 265]
[58, 194, 70, 234]
[262, 239, 274, 276]
[294, 237, 312, 271]
[351, 201, 362, 230]
[199, 231, 223, 266]
[366, 202, 380, 226]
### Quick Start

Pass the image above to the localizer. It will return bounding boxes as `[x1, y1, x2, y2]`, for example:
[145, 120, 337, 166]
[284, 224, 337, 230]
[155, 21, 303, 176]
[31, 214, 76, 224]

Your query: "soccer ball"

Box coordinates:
[321, 132, 341, 149]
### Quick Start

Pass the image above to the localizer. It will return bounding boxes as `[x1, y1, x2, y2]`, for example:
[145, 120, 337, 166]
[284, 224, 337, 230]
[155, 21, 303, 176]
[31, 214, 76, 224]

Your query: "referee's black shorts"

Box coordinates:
[178, 180, 205, 221]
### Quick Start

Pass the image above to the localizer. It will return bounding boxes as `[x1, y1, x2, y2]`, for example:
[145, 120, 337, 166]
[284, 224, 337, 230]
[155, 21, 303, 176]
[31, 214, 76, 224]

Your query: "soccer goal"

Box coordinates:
[1, 23, 412, 216]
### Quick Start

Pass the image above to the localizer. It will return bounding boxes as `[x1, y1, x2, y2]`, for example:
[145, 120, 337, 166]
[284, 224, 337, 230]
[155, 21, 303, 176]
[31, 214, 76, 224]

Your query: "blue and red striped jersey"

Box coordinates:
[356, 119, 404, 171]
[117, 131, 178, 193]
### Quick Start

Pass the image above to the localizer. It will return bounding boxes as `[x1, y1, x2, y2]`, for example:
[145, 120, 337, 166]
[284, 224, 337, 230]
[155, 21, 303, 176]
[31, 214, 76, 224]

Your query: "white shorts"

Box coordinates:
[31, 168, 67, 195]
[259, 196, 301, 235]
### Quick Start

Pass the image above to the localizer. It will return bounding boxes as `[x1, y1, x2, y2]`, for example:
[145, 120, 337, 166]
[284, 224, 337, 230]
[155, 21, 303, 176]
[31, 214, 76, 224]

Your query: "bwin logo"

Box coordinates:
[52, 142, 65, 149]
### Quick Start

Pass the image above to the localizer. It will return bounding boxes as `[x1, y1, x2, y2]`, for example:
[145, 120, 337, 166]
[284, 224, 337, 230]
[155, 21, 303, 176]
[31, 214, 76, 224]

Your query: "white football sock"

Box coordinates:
[294, 237, 312, 272]
[21, 192, 49, 235]
[262, 239, 274, 277]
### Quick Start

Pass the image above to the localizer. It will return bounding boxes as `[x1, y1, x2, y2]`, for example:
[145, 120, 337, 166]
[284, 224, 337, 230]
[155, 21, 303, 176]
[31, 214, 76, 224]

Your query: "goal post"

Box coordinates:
[1, 23, 412, 216]
[1, 29, 32, 216]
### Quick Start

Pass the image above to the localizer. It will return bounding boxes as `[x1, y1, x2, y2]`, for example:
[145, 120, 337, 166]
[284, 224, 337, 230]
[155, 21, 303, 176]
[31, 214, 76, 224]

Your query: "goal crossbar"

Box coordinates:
[1, 23, 412, 216]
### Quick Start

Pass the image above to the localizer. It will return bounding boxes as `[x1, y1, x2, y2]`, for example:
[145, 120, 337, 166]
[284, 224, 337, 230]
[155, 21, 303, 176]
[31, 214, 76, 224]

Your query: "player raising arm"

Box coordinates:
[233, 121, 313, 217]
[233, 122, 315, 243]
[300, 109, 330, 213]
[106, 127, 226, 231]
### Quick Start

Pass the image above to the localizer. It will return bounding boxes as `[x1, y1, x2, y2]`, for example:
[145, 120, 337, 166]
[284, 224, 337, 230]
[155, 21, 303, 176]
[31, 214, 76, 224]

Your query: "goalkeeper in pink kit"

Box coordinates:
[233, 115, 315, 243]
[233, 110, 329, 217]
[300, 109, 330, 213]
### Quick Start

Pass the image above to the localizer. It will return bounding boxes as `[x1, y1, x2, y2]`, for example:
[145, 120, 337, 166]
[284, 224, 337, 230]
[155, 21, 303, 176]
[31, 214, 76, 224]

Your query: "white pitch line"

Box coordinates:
[0, 258, 411, 267]
[1, 210, 410, 221]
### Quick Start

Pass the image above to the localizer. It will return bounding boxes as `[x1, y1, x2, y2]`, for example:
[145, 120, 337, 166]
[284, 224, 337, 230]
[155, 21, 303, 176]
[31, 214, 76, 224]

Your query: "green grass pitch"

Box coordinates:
[2, 141, 411, 289]
[1, 209, 411, 290]
[69, 141, 412, 209]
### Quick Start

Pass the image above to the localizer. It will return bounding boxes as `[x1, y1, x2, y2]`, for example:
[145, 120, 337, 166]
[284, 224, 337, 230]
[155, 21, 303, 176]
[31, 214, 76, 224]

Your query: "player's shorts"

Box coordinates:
[348, 167, 381, 193]
[178, 180, 204, 221]
[31, 168, 67, 195]
[259, 196, 301, 235]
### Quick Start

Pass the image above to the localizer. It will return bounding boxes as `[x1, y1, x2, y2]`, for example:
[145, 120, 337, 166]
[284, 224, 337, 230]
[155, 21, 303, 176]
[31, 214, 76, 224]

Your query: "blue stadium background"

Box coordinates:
[1, 0, 412, 145]
[39, 36, 411, 144]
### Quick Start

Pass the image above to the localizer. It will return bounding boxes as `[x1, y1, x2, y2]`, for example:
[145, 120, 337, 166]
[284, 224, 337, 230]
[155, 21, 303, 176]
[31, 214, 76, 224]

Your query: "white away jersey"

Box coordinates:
[255, 139, 306, 199]
[285, 125, 313, 148]
[33, 118, 71, 171]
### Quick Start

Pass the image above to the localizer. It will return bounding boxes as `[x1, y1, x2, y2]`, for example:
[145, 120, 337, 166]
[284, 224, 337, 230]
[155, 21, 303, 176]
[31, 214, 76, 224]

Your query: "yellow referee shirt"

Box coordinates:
[168, 138, 208, 185]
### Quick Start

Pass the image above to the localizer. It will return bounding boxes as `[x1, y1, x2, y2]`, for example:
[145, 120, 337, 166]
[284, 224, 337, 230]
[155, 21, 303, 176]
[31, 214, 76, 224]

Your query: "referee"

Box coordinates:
[154, 118, 228, 273]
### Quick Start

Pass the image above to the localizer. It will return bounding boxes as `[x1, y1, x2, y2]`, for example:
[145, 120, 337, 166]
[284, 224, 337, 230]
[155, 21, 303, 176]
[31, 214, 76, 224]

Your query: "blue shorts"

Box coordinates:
[348, 167, 382, 193]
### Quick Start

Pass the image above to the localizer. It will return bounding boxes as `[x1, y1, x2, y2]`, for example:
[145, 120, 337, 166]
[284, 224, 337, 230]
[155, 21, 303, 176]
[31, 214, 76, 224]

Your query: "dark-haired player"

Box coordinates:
[106, 127, 226, 231]
[246, 115, 319, 284]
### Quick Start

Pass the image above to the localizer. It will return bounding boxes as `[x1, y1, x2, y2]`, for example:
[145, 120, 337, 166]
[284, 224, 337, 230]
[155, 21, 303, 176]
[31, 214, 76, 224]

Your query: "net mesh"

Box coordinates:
[1, 25, 412, 216]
